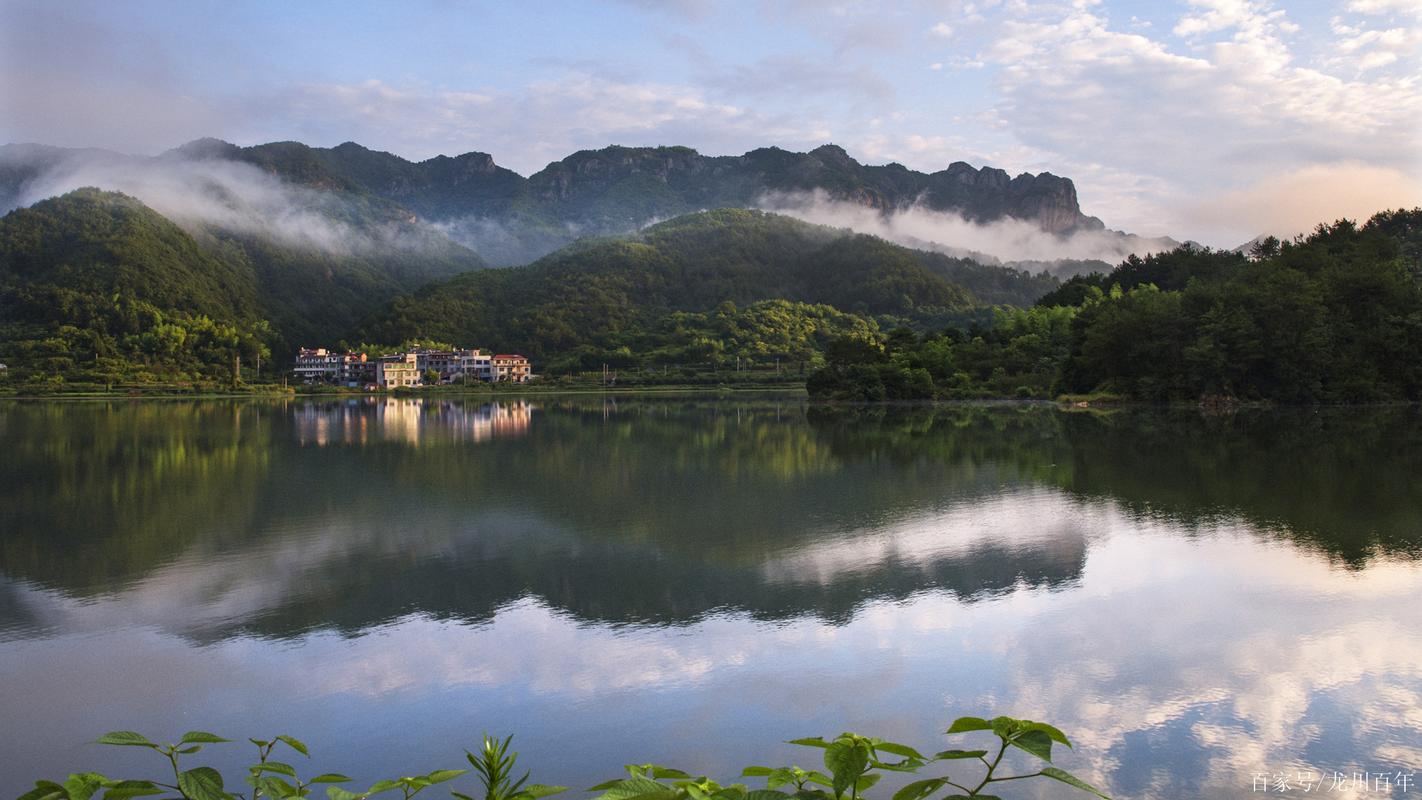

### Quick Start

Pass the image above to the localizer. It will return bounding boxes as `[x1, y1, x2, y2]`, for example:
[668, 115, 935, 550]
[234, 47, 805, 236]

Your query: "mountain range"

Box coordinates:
[0, 137, 1186, 385]
[1, 138, 1168, 267]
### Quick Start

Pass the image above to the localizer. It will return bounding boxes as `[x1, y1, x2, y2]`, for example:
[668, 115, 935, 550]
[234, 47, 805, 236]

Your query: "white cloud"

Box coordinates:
[1330, 25, 1422, 72]
[3, 148, 444, 255]
[1173, 0, 1284, 38]
[1348, 0, 1422, 17]
[974, 0, 1422, 243]
[930, 21, 955, 37]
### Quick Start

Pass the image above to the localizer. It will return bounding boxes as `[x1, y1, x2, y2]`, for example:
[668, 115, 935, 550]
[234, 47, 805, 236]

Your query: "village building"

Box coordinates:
[375, 353, 420, 389]
[294, 348, 375, 386]
[293, 346, 528, 386]
[411, 348, 494, 382]
[293, 348, 343, 383]
[492, 354, 531, 383]
[458, 350, 494, 382]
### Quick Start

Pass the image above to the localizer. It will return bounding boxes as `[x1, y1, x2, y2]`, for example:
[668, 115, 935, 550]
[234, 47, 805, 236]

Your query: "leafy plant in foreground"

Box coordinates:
[588, 716, 1108, 800]
[13, 731, 453, 800]
[15, 715, 1108, 800]
[455, 735, 566, 800]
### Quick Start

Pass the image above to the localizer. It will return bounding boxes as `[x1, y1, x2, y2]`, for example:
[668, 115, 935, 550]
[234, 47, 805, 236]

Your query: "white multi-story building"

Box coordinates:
[458, 350, 494, 382]
[408, 348, 499, 383]
[293, 348, 344, 383]
[375, 353, 420, 389]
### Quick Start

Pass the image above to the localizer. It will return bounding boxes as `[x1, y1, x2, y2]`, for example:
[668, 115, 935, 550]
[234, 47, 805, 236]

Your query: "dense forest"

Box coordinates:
[0, 187, 482, 387]
[2, 183, 1417, 405]
[0, 194, 1050, 388]
[0, 189, 274, 386]
[809, 209, 1422, 403]
[356, 208, 1057, 365]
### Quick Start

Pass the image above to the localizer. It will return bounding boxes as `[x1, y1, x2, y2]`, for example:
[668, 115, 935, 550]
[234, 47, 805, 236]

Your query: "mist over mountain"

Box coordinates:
[357, 208, 1058, 365]
[0, 138, 1177, 268]
[0, 135, 1198, 388]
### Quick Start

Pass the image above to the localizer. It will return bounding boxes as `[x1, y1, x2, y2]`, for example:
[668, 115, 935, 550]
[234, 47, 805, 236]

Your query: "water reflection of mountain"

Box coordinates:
[808, 405, 1422, 564]
[0, 399, 1418, 643]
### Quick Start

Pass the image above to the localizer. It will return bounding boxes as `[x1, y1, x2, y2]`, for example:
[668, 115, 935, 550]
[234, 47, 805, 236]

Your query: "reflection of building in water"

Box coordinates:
[293, 399, 533, 446]
[435, 399, 532, 441]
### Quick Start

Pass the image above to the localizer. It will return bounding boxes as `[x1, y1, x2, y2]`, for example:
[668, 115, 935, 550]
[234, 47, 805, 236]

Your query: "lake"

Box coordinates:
[1, 397, 1420, 799]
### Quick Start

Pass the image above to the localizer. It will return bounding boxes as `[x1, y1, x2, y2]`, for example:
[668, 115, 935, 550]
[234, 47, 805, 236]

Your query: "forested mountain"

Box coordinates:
[0, 192, 1055, 384]
[186, 210, 483, 347]
[809, 209, 1422, 404]
[0, 187, 492, 385]
[356, 209, 1055, 367]
[2, 138, 1127, 267]
[0, 189, 272, 384]
[0, 140, 490, 349]
[9, 139, 1416, 404]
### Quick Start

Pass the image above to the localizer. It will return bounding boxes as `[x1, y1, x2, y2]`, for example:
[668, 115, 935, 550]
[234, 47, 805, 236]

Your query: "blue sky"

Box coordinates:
[1, 0, 1418, 245]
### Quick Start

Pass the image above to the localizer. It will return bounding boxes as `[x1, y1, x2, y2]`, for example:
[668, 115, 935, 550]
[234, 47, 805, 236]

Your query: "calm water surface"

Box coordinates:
[1, 397, 1420, 799]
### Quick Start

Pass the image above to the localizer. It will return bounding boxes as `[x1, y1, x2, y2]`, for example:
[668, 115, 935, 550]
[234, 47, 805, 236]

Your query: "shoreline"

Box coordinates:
[2, 384, 1418, 411]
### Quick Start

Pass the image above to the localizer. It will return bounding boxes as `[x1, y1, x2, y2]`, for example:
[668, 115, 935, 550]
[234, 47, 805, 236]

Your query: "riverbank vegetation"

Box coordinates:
[16, 715, 1109, 800]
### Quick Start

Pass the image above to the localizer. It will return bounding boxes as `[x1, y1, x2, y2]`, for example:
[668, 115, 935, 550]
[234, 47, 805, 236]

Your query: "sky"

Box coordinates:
[0, 0, 1419, 246]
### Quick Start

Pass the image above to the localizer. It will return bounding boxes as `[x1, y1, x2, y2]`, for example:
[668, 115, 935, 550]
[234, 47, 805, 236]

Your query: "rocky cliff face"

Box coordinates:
[514, 142, 1100, 235]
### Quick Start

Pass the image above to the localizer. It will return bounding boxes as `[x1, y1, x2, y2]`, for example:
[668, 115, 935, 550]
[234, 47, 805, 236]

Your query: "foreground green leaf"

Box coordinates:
[932, 750, 987, 760]
[17, 781, 68, 800]
[891, 778, 948, 800]
[62, 773, 106, 800]
[180, 732, 231, 745]
[1007, 729, 1054, 762]
[944, 718, 992, 735]
[95, 732, 157, 749]
[823, 741, 869, 798]
[275, 736, 310, 757]
[254, 762, 298, 778]
[177, 767, 228, 800]
[1021, 722, 1071, 748]
[1040, 767, 1110, 799]
[100, 780, 164, 800]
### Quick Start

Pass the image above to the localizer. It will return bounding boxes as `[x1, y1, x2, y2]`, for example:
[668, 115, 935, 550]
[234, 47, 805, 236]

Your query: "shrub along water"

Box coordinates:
[15, 716, 1109, 800]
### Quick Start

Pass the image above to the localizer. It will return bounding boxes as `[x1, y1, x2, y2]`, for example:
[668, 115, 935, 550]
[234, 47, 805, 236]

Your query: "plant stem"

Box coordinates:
[986, 772, 1045, 784]
[969, 740, 1008, 796]
[168, 751, 184, 798]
